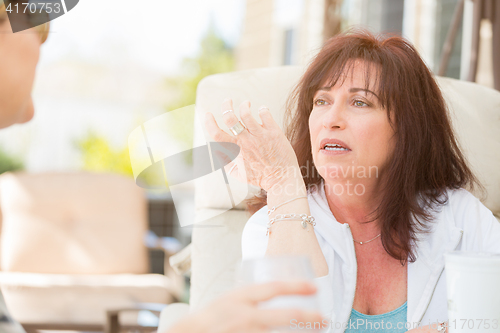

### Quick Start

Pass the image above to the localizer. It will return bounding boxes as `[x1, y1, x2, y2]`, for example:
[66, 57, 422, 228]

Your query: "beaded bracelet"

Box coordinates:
[266, 213, 316, 236]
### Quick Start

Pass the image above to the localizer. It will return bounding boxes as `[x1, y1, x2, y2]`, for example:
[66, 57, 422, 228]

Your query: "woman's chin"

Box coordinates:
[315, 161, 353, 178]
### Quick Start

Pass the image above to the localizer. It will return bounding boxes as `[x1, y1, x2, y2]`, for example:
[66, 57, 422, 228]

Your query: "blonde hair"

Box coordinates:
[0, 1, 50, 43]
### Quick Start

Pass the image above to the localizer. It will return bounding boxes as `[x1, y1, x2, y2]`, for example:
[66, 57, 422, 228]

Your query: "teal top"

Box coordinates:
[344, 302, 408, 332]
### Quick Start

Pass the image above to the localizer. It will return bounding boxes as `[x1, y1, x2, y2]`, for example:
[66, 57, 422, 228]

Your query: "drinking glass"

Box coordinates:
[236, 255, 325, 332]
[444, 251, 500, 333]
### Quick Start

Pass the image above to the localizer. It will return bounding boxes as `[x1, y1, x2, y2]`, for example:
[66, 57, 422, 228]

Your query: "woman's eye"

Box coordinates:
[353, 100, 368, 107]
[314, 99, 328, 106]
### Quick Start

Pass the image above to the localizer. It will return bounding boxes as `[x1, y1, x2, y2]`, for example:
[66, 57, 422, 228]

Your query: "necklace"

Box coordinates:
[353, 233, 381, 245]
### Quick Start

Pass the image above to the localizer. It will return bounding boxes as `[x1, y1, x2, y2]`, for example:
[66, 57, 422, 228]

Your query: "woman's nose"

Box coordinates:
[322, 104, 346, 130]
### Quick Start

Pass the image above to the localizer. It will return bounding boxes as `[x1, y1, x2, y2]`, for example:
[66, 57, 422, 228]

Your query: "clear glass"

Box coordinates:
[444, 251, 500, 332]
[236, 255, 324, 332]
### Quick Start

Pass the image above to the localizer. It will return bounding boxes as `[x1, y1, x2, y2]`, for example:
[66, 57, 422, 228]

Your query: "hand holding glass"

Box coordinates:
[237, 255, 325, 332]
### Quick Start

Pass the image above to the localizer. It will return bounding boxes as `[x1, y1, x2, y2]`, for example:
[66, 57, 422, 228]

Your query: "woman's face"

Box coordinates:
[0, 17, 41, 129]
[309, 61, 395, 186]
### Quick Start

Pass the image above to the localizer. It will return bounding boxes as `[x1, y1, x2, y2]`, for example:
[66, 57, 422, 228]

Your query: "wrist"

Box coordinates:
[268, 177, 306, 198]
[266, 168, 306, 197]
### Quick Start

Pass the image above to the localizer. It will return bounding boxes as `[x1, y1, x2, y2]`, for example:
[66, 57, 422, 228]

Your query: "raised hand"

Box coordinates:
[204, 98, 301, 192]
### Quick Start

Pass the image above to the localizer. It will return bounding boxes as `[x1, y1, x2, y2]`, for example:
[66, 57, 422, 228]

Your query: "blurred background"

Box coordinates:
[0, 0, 497, 331]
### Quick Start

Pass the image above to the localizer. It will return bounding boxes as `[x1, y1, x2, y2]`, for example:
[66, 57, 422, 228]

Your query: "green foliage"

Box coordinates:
[0, 146, 23, 174]
[75, 131, 133, 177]
[166, 27, 235, 110]
[76, 131, 166, 188]
[165, 27, 235, 164]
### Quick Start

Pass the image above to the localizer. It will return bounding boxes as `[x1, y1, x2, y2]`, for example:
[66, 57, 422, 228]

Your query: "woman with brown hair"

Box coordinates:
[205, 30, 500, 332]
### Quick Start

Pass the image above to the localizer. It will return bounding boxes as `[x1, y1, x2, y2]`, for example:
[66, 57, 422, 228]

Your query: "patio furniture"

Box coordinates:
[0, 172, 184, 332]
[157, 66, 500, 332]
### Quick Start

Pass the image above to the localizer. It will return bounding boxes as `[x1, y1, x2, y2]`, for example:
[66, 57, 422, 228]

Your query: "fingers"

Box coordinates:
[239, 100, 263, 134]
[221, 98, 238, 126]
[217, 99, 277, 138]
[258, 106, 281, 131]
[235, 280, 317, 304]
[255, 308, 324, 329]
[221, 99, 249, 137]
[205, 111, 236, 144]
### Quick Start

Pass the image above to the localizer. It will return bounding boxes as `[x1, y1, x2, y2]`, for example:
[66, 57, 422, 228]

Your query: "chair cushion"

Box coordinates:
[0, 172, 149, 274]
[0, 272, 176, 325]
[189, 208, 249, 311]
[437, 77, 500, 214]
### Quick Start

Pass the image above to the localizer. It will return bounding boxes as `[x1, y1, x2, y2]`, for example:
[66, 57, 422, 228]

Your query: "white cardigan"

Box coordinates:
[241, 181, 500, 333]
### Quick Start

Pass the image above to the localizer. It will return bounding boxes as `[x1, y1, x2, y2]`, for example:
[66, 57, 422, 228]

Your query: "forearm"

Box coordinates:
[265, 174, 328, 277]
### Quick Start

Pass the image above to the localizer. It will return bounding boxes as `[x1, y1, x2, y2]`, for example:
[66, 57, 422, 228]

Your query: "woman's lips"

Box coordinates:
[320, 148, 351, 155]
[319, 138, 351, 150]
[318, 138, 351, 155]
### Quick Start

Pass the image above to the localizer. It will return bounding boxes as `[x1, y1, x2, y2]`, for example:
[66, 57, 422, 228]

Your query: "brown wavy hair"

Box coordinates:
[246, 30, 482, 263]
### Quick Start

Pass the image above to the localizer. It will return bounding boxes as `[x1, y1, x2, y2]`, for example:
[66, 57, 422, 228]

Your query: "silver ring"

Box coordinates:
[222, 109, 233, 116]
[229, 121, 246, 136]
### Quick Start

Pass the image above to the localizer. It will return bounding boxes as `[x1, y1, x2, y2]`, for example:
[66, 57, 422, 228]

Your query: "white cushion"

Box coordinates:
[0, 272, 176, 325]
[157, 303, 190, 333]
[189, 208, 249, 311]
[437, 78, 500, 214]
